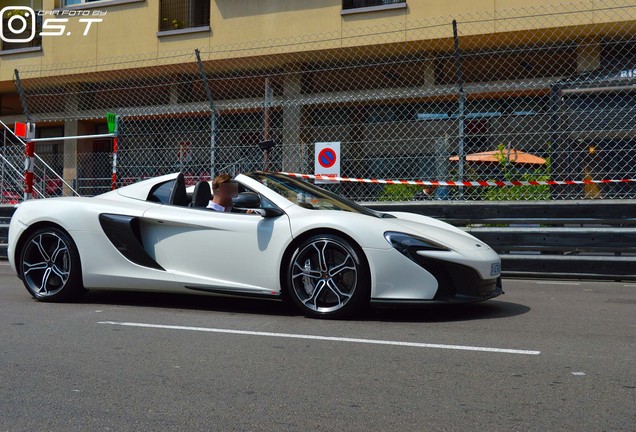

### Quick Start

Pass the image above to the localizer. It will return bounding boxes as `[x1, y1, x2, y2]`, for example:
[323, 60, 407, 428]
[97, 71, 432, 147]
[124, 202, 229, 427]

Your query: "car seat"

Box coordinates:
[168, 173, 189, 206]
[190, 181, 212, 208]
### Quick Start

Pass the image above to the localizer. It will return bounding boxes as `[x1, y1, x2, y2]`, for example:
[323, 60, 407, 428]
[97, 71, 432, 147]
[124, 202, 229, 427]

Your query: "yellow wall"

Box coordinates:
[1, 0, 635, 88]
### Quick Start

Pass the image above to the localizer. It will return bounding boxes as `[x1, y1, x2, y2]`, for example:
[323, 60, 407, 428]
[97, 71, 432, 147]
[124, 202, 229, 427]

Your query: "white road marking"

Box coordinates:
[99, 321, 541, 356]
[623, 284, 636, 287]
[535, 281, 581, 286]
[571, 372, 586, 376]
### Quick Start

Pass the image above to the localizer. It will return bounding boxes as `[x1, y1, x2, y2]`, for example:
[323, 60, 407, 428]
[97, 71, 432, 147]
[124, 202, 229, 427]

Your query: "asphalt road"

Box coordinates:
[1, 262, 634, 432]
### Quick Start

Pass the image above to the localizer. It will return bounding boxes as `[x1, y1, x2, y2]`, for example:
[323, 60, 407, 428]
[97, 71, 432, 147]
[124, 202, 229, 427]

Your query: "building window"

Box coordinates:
[61, 0, 147, 8]
[0, 2, 42, 52]
[63, 0, 106, 5]
[342, 0, 406, 11]
[159, 0, 210, 32]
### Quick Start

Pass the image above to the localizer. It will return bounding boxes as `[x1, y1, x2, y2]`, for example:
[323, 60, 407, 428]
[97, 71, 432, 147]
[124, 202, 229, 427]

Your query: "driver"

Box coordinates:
[207, 174, 238, 212]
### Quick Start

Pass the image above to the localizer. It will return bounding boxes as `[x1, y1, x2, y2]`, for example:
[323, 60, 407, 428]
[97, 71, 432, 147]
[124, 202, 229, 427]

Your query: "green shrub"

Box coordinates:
[379, 184, 422, 201]
[483, 144, 552, 201]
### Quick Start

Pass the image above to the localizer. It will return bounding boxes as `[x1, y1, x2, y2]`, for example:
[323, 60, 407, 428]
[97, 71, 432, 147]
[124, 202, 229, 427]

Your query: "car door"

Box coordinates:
[139, 205, 293, 296]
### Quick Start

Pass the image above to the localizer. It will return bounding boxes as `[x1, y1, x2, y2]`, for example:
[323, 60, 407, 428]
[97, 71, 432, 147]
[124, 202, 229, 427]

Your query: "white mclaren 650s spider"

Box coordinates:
[8, 172, 503, 319]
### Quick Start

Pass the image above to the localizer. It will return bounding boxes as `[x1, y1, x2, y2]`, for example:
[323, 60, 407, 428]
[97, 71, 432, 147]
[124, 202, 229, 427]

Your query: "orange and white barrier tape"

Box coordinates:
[278, 172, 636, 187]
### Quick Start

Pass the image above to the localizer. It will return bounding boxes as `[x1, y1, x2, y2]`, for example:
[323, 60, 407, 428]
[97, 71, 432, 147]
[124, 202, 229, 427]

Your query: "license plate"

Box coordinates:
[490, 262, 501, 276]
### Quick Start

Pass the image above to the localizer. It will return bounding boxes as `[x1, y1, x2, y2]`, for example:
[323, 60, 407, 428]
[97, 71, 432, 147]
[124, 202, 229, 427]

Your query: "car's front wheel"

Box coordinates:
[19, 227, 85, 302]
[286, 234, 370, 319]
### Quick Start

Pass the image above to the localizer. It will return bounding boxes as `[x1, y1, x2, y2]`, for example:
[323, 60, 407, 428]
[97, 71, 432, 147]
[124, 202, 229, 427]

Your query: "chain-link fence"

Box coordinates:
[12, 0, 636, 201]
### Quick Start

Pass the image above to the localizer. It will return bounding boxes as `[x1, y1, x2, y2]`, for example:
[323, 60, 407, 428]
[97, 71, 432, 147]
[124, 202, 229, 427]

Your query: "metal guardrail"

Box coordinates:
[0, 204, 16, 259]
[364, 200, 636, 280]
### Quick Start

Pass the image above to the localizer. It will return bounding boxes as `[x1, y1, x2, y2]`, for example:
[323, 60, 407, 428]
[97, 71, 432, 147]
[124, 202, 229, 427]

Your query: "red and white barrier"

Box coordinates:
[278, 172, 636, 187]
[111, 136, 118, 190]
[24, 123, 36, 200]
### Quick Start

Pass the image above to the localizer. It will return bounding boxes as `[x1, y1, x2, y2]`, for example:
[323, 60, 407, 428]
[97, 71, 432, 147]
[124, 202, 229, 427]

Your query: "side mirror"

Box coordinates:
[232, 192, 284, 218]
[252, 208, 285, 218]
[232, 192, 261, 209]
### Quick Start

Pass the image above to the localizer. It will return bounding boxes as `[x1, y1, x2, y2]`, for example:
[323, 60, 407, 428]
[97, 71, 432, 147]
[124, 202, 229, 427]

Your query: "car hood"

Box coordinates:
[382, 211, 490, 252]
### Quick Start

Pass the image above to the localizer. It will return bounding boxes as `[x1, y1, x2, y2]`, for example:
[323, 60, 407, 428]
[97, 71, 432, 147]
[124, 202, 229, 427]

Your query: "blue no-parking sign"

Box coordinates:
[314, 142, 340, 184]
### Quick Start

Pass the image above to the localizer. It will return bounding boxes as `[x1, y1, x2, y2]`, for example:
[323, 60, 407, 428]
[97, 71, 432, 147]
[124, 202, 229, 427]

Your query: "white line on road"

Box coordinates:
[535, 281, 581, 286]
[98, 321, 541, 356]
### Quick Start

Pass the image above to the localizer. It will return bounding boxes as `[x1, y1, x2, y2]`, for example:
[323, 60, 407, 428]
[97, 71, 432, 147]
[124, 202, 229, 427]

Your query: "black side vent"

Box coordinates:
[98, 214, 164, 270]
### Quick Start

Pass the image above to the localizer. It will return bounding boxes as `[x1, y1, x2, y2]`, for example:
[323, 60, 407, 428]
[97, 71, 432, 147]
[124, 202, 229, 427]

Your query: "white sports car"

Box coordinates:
[8, 172, 503, 318]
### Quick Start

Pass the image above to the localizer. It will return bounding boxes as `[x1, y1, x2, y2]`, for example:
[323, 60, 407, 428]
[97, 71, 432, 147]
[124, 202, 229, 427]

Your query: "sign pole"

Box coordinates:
[453, 19, 466, 198]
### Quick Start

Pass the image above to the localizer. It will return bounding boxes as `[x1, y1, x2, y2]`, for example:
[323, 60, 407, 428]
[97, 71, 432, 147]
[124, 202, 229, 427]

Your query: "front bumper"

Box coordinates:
[418, 256, 504, 302]
[370, 254, 504, 305]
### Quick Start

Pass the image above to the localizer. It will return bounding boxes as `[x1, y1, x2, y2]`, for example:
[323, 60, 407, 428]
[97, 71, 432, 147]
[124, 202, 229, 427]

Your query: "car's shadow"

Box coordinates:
[82, 290, 530, 323]
[82, 290, 297, 317]
[364, 300, 530, 323]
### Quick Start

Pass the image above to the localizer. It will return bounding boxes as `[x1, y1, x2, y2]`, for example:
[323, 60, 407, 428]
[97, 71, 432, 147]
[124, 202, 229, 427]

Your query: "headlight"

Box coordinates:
[384, 231, 450, 262]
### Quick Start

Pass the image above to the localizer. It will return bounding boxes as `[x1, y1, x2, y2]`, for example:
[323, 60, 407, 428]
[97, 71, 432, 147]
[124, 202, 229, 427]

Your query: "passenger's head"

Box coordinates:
[212, 174, 238, 200]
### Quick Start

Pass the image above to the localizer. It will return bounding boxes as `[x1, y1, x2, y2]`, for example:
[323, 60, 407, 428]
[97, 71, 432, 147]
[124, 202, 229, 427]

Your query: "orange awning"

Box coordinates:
[449, 149, 546, 165]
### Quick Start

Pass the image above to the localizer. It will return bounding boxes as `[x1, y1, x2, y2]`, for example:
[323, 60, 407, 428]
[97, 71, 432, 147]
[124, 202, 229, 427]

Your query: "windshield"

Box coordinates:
[246, 172, 382, 217]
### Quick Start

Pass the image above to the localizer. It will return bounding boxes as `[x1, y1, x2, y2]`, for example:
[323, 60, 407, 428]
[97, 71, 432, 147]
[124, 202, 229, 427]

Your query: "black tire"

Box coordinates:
[19, 227, 85, 302]
[286, 234, 370, 319]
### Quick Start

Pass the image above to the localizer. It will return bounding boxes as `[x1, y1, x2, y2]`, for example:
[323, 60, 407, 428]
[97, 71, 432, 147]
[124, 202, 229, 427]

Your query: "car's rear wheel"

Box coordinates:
[286, 234, 370, 319]
[20, 227, 84, 302]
